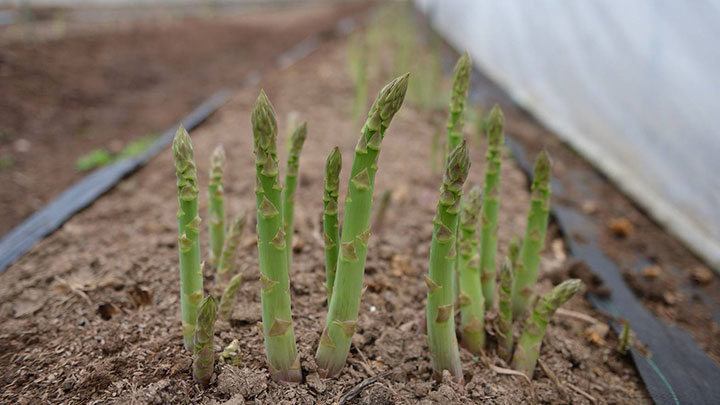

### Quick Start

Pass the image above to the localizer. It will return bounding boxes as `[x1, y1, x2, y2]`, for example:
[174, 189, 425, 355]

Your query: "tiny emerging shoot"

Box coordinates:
[617, 320, 632, 355]
[193, 296, 217, 387]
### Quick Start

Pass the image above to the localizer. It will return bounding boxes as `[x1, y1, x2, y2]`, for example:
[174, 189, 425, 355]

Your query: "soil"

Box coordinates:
[0, 1, 369, 237]
[0, 12, 651, 404]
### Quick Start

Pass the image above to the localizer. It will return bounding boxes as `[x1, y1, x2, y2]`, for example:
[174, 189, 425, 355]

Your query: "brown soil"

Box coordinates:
[0, 1, 369, 237]
[0, 16, 650, 404]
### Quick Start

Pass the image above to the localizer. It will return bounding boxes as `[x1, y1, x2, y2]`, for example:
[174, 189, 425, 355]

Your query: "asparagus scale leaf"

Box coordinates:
[193, 296, 217, 387]
[323, 147, 342, 302]
[173, 126, 204, 352]
[283, 122, 308, 267]
[457, 185, 485, 354]
[252, 91, 301, 383]
[512, 279, 582, 377]
[427, 141, 470, 382]
[208, 145, 226, 268]
[511, 150, 552, 318]
[480, 106, 505, 309]
[316, 73, 409, 378]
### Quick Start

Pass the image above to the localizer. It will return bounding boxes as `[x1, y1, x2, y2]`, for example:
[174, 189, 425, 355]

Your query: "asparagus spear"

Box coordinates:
[427, 141, 470, 382]
[480, 106, 505, 309]
[251, 91, 300, 383]
[193, 296, 217, 387]
[512, 279, 581, 377]
[172, 126, 204, 352]
[323, 147, 342, 302]
[445, 52, 471, 156]
[316, 73, 409, 378]
[208, 145, 226, 268]
[497, 256, 515, 362]
[216, 213, 247, 283]
[371, 189, 392, 233]
[219, 273, 242, 321]
[283, 122, 308, 266]
[219, 339, 241, 367]
[457, 185, 485, 354]
[617, 320, 631, 355]
[511, 150, 552, 318]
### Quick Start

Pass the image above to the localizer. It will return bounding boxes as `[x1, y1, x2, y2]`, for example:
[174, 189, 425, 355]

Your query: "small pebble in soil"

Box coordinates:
[608, 217, 634, 238]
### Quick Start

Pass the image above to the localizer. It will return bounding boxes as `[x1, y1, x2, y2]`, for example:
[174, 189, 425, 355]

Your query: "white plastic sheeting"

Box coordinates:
[416, 0, 720, 272]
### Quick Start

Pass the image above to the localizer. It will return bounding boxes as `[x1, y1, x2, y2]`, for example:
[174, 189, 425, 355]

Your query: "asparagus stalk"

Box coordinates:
[457, 184, 485, 354]
[172, 125, 204, 352]
[283, 122, 308, 266]
[511, 151, 553, 318]
[427, 141, 470, 382]
[445, 52, 471, 157]
[371, 189, 392, 233]
[193, 296, 217, 387]
[208, 145, 226, 268]
[497, 256, 514, 362]
[216, 213, 247, 282]
[617, 320, 631, 355]
[512, 279, 581, 378]
[316, 73, 409, 377]
[323, 147, 342, 302]
[480, 106, 505, 309]
[219, 273, 242, 321]
[251, 90, 300, 383]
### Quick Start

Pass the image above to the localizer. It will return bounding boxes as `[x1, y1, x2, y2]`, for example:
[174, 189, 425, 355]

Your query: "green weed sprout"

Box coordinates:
[208, 145, 226, 268]
[426, 141, 470, 382]
[316, 73, 409, 378]
[283, 122, 307, 266]
[512, 279, 581, 378]
[323, 147, 342, 302]
[172, 126, 204, 352]
[193, 296, 217, 387]
[457, 185, 485, 354]
[251, 91, 300, 383]
[512, 151, 552, 317]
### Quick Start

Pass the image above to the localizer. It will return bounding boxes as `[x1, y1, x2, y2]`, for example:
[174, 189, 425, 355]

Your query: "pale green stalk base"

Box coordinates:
[193, 296, 216, 387]
[512, 279, 581, 378]
[208, 145, 226, 268]
[316, 74, 409, 378]
[173, 126, 203, 352]
[219, 274, 242, 321]
[511, 151, 552, 318]
[458, 185, 484, 355]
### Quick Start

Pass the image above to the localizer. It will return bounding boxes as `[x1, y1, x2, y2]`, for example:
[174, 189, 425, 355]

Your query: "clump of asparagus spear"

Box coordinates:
[512, 150, 553, 317]
[316, 73, 409, 378]
[251, 90, 301, 383]
[323, 147, 342, 302]
[497, 237, 520, 362]
[445, 52, 471, 156]
[457, 185, 485, 354]
[283, 122, 308, 266]
[480, 106, 505, 309]
[219, 273, 243, 321]
[426, 141, 470, 382]
[172, 126, 204, 352]
[512, 279, 582, 377]
[216, 213, 247, 282]
[193, 296, 217, 387]
[208, 145, 226, 268]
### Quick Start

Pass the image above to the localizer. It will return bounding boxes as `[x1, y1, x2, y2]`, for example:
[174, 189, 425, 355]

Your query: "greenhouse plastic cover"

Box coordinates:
[415, 0, 720, 272]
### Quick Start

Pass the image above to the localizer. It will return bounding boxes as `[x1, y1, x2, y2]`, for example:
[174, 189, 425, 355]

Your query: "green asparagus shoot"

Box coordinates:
[193, 296, 217, 387]
[445, 52, 471, 158]
[252, 90, 301, 383]
[208, 145, 226, 268]
[512, 279, 581, 377]
[216, 213, 247, 282]
[283, 122, 307, 267]
[427, 141, 470, 382]
[497, 256, 514, 362]
[457, 185, 485, 354]
[316, 73, 409, 378]
[480, 105, 505, 309]
[219, 339, 241, 367]
[172, 125, 203, 352]
[371, 189, 392, 233]
[323, 147, 342, 302]
[219, 273, 243, 321]
[512, 150, 552, 318]
[617, 320, 631, 355]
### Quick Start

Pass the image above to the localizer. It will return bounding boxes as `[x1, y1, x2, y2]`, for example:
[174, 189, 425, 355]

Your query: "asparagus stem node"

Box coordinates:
[173, 125, 204, 352]
[193, 296, 217, 387]
[427, 141, 470, 383]
[252, 90, 301, 383]
[283, 122, 308, 267]
[316, 74, 409, 377]
[480, 105, 505, 309]
[323, 147, 342, 302]
[458, 185, 485, 354]
[512, 150, 552, 318]
[208, 145, 226, 268]
[512, 279, 582, 377]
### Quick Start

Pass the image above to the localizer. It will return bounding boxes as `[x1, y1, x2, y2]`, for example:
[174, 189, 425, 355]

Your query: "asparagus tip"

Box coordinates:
[487, 104, 505, 143]
[533, 149, 552, 183]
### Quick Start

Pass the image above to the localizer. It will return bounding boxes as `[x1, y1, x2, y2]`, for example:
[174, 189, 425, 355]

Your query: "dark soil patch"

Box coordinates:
[0, 1, 369, 237]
